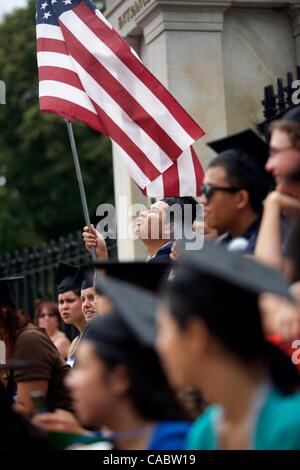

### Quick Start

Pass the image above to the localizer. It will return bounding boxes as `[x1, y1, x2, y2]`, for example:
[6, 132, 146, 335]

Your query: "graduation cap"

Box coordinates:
[94, 275, 157, 346]
[281, 106, 300, 125]
[176, 239, 293, 301]
[84, 301, 170, 390]
[207, 129, 269, 170]
[93, 260, 171, 293]
[84, 312, 136, 358]
[74, 266, 95, 291]
[84, 312, 158, 369]
[55, 263, 81, 294]
[0, 276, 23, 309]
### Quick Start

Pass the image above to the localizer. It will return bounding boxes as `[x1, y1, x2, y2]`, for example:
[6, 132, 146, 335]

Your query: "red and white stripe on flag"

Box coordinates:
[139, 147, 204, 197]
[36, 0, 205, 195]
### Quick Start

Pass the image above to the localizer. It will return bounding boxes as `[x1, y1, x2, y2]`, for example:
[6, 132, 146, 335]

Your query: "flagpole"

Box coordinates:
[65, 119, 96, 261]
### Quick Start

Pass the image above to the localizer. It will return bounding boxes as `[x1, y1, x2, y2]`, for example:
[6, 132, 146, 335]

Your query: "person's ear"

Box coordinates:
[110, 364, 131, 396]
[235, 189, 249, 210]
[186, 316, 210, 357]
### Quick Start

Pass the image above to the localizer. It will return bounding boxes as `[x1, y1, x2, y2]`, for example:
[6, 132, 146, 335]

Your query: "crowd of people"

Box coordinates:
[1, 105, 300, 450]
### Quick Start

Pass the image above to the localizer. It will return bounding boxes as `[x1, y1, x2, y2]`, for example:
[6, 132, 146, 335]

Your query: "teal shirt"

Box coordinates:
[186, 387, 300, 450]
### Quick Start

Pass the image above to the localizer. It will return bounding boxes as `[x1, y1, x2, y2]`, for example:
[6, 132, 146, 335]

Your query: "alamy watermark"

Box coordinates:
[291, 339, 300, 366]
[0, 80, 6, 105]
[95, 197, 204, 251]
[292, 80, 300, 105]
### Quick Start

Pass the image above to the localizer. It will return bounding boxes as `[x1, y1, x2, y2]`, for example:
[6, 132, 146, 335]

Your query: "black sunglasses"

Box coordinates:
[200, 184, 241, 200]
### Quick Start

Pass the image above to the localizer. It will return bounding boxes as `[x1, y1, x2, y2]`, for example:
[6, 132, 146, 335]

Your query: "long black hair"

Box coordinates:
[163, 267, 300, 395]
[85, 313, 188, 422]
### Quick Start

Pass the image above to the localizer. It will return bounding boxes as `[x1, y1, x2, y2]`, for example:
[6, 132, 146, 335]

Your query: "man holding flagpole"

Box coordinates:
[82, 196, 200, 262]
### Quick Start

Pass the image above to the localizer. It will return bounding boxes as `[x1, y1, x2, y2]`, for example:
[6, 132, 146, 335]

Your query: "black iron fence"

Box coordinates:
[0, 231, 103, 316]
[257, 66, 300, 139]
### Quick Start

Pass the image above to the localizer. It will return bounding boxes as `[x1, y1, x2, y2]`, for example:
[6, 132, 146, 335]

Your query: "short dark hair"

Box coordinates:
[208, 154, 272, 214]
[161, 197, 200, 233]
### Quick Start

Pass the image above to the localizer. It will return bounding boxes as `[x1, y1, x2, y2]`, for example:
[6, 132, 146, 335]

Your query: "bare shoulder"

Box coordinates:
[54, 333, 71, 348]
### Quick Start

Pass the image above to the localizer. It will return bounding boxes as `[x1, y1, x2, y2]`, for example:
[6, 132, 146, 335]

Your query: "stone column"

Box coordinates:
[0, 340, 5, 364]
[289, 3, 300, 64]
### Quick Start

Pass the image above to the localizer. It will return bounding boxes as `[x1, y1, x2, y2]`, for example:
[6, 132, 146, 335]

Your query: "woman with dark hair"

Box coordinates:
[65, 276, 190, 450]
[55, 263, 86, 367]
[156, 243, 300, 450]
[36, 300, 70, 359]
[0, 278, 72, 416]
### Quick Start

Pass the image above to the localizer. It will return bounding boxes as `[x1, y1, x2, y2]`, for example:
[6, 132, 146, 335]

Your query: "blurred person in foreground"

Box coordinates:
[156, 242, 300, 449]
[0, 362, 49, 450]
[92, 260, 170, 315]
[259, 216, 300, 365]
[35, 274, 190, 450]
[255, 106, 300, 272]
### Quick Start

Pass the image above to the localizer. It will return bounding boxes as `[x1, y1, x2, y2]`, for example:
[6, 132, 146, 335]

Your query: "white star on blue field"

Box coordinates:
[36, 0, 97, 26]
[0, 0, 98, 22]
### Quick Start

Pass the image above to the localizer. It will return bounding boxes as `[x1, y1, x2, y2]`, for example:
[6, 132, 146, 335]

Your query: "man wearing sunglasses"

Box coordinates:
[200, 129, 272, 255]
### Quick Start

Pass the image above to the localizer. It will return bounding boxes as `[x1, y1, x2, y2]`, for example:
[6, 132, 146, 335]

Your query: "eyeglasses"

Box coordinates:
[39, 312, 56, 319]
[200, 184, 241, 201]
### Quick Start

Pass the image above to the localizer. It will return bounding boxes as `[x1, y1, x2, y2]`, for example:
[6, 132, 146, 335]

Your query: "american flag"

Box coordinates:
[36, 0, 205, 196]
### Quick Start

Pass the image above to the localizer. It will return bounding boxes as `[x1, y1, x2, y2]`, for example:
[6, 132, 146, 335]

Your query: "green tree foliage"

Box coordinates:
[0, 0, 114, 254]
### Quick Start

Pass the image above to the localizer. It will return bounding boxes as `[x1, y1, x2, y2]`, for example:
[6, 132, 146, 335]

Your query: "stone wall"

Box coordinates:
[223, 6, 295, 136]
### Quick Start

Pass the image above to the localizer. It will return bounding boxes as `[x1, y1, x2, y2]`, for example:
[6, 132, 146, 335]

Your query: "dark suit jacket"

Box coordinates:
[147, 242, 172, 263]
